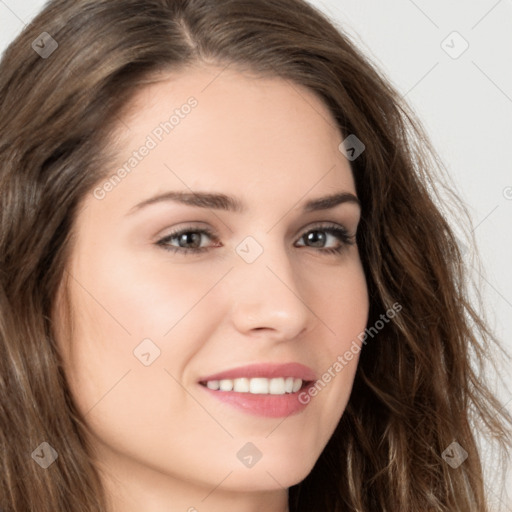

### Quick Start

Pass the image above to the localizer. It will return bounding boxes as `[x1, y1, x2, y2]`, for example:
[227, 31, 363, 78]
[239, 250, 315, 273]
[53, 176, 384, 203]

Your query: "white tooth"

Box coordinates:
[284, 377, 294, 393]
[292, 378, 302, 392]
[206, 380, 220, 390]
[249, 377, 269, 394]
[210, 377, 301, 394]
[269, 377, 285, 395]
[219, 379, 234, 391]
[233, 378, 250, 393]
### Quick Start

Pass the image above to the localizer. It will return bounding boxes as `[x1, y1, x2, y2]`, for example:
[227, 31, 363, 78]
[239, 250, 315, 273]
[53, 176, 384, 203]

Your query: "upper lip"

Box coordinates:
[198, 362, 317, 383]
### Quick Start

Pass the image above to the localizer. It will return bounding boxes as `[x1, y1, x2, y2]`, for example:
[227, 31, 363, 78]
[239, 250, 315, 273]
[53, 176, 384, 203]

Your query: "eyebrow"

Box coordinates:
[126, 190, 361, 216]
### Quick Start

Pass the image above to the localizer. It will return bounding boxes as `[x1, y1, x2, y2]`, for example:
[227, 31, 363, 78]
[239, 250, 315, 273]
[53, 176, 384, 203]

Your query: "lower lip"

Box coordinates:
[198, 383, 314, 418]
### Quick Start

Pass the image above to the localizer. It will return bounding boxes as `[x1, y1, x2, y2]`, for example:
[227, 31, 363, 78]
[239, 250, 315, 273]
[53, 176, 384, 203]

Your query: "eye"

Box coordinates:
[294, 224, 355, 255]
[155, 223, 356, 255]
[156, 226, 219, 254]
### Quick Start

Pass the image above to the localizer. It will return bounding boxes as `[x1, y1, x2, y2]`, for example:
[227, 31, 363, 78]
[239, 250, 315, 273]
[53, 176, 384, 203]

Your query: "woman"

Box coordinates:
[0, 0, 510, 510]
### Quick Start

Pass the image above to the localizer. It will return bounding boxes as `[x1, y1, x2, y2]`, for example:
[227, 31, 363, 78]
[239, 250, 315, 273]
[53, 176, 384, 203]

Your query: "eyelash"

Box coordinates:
[155, 223, 356, 256]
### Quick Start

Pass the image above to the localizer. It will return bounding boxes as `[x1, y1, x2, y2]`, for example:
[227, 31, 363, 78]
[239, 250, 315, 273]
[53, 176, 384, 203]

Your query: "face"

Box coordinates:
[54, 63, 369, 506]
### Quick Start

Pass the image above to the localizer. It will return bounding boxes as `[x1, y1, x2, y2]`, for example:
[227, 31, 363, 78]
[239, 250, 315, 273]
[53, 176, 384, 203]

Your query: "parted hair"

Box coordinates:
[0, 0, 510, 510]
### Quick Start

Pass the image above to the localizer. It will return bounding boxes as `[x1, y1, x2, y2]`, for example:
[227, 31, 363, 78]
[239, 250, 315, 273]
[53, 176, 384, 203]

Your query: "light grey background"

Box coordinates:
[1, 0, 511, 507]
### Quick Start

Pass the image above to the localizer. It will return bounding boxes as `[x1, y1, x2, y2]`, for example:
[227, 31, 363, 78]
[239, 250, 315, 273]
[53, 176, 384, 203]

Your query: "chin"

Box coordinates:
[222, 450, 318, 492]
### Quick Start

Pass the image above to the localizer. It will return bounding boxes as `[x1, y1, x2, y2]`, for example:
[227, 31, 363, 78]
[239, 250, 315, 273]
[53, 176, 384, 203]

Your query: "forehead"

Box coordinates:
[97, 64, 356, 213]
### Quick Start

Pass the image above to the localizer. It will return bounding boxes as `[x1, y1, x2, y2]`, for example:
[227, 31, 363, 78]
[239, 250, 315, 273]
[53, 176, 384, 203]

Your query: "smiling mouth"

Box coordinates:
[199, 377, 312, 395]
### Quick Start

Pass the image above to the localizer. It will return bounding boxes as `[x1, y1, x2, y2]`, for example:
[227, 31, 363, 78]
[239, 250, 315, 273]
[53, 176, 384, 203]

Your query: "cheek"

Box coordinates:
[306, 256, 368, 419]
[61, 247, 233, 419]
[58, 251, 175, 412]
[69, 243, 229, 341]
[316, 254, 369, 348]
[60, 271, 196, 456]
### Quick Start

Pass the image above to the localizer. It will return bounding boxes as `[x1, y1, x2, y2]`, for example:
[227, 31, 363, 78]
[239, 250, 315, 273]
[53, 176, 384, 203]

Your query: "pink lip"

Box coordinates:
[197, 363, 317, 418]
[198, 362, 317, 383]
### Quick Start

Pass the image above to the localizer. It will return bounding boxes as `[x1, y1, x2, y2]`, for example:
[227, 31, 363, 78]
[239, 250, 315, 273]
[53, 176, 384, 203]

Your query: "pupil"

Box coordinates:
[180, 232, 201, 248]
[306, 230, 325, 247]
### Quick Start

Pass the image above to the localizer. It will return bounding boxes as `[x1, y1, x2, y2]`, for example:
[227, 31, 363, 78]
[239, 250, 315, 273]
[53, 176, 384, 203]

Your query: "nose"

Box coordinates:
[227, 240, 317, 342]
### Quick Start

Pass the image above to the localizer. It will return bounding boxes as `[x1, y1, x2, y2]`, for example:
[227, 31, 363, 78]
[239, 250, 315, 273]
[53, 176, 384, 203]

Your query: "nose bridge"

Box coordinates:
[227, 232, 313, 338]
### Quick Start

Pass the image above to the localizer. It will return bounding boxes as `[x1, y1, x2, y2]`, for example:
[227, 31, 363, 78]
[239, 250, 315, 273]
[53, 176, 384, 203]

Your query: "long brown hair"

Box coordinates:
[1, 0, 510, 510]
